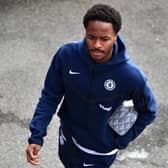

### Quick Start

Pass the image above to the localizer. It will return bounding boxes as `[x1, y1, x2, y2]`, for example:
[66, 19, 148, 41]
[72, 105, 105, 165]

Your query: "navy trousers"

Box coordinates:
[58, 127, 117, 168]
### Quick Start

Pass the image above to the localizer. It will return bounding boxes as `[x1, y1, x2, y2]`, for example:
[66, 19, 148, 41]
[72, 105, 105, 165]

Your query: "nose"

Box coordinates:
[93, 39, 102, 49]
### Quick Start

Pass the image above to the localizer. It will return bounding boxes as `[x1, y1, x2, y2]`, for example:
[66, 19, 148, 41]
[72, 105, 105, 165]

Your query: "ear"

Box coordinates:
[114, 34, 118, 41]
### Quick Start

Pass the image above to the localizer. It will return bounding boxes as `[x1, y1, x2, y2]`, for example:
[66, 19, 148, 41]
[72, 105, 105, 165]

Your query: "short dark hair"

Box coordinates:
[83, 4, 122, 33]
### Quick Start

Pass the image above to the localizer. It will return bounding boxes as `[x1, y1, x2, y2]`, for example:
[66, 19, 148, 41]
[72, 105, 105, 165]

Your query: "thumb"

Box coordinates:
[33, 145, 41, 155]
[26, 144, 42, 166]
[28, 144, 41, 159]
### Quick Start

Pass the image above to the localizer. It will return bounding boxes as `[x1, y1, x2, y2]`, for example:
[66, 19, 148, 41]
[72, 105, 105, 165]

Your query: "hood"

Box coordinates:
[79, 34, 129, 68]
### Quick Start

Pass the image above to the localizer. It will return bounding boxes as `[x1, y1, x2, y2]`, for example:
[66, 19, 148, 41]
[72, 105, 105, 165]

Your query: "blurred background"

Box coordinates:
[0, 0, 168, 167]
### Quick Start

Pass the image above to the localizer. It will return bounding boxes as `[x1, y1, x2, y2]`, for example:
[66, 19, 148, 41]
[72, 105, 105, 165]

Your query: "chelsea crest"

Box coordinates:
[104, 79, 116, 91]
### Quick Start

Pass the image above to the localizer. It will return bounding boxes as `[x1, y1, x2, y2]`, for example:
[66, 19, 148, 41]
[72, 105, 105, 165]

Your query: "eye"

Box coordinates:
[101, 37, 110, 41]
[87, 35, 96, 40]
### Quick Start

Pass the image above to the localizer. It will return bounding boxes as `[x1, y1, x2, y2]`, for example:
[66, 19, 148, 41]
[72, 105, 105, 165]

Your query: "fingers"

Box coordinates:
[26, 144, 42, 166]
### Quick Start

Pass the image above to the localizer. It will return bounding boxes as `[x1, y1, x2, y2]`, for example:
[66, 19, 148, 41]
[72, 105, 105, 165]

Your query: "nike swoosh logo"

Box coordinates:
[69, 70, 80, 75]
[83, 163, 94, 167]
[99, 104, 112, 112]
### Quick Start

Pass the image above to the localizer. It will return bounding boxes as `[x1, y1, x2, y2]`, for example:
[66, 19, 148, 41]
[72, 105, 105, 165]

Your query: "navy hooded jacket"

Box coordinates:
[29, 35, 157, 152]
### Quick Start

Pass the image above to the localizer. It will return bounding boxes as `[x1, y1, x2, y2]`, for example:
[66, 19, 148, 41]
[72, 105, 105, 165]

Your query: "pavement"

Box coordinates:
[0, 0, 168, 167]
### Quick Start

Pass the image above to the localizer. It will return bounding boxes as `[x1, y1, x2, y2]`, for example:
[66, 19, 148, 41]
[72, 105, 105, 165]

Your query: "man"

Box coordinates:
[26, 4, 157, 168]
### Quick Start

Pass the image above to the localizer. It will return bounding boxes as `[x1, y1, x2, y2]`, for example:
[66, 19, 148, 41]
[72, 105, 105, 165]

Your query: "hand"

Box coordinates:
[26, 144, 42, 166]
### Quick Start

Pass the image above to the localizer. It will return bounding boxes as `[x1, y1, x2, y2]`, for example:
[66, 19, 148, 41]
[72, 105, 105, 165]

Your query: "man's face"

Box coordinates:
[85, 20, 117, 63]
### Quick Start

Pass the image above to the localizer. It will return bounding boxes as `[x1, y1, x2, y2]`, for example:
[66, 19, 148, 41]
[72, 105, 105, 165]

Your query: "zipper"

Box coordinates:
[87, 63, 96, 101]
[86, 63, 96, 129]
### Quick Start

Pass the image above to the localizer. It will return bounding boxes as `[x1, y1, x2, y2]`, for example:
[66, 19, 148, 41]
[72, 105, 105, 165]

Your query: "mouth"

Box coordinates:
[89, 49, 105, 57]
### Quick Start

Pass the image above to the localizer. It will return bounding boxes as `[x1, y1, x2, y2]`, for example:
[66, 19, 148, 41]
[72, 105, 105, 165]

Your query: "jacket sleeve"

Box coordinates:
[117, 78, 158, 149]
[28, 49, 64, 145]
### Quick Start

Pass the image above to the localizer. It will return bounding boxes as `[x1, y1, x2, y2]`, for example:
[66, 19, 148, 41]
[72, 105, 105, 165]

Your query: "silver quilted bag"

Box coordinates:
[108, 100, 138, 136]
